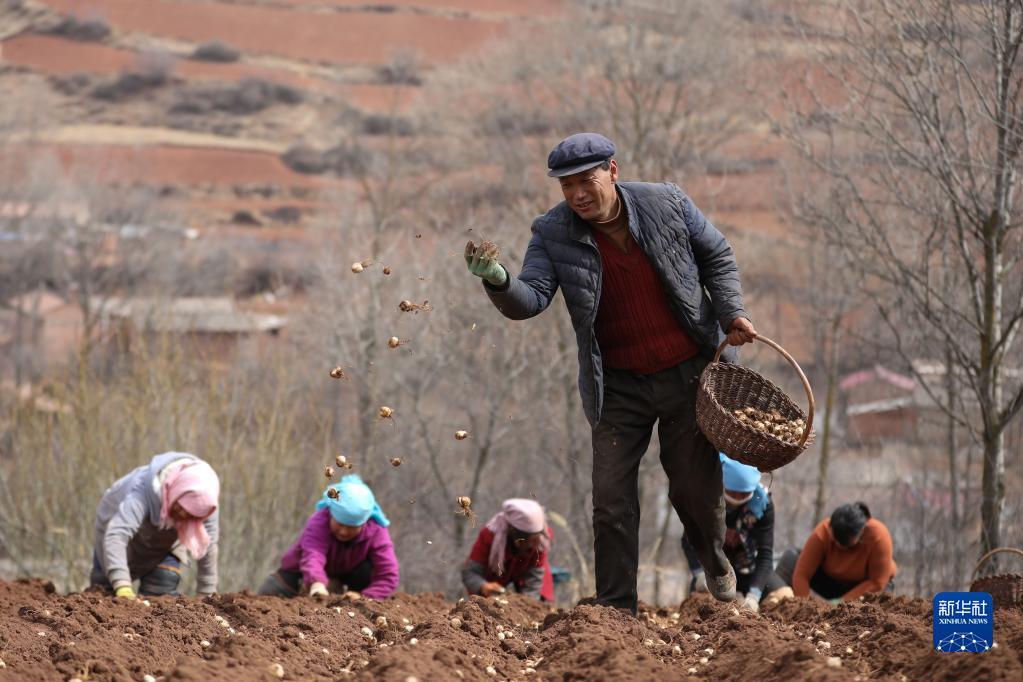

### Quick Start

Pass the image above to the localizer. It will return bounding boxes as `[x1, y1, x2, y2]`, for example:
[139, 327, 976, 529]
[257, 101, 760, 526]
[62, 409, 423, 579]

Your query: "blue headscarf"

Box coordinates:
[316, 474, 390, 527]
[720, 453, 769, 520]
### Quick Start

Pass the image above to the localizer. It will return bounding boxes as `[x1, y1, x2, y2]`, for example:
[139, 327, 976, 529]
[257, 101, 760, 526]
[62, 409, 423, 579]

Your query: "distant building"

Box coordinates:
[100, 296, 287, 364]
[0, 289, 83, 379]
[840, 364, 918, 443]
[840, 360, 1022, 447]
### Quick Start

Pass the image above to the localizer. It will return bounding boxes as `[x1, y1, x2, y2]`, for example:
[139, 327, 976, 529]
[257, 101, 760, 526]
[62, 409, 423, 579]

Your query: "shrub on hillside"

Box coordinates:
[170, 78, 303, 116]
[324, 143, 374, 176]
[90, 50, 175, 101]
[46, 14, 111, 42]
[281, 144, 327, 175]
[361, 114, 414, 136]
[50, 73, 92, 96]
[91, 70, 167, 101]
[263, 206, 302, 224]
[234, 260, 314, 297]
[484, 109, 553, 136]
[377, 49, 423, 86]
[232, 210, 262, 226]
[192, 40, 241, 63]
[280, 142, 376, 177]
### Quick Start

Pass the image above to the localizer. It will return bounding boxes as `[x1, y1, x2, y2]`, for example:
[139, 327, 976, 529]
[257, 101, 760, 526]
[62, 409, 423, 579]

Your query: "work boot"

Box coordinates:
[709, 565, 736, 602]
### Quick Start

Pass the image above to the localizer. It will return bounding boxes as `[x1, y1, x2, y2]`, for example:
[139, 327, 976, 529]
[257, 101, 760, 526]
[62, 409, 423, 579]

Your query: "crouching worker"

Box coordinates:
[774, 502, 896, 603]
[684, 454, 785, 612]
[259, 475, 398, 600]
[462, 499, 554, 601]
[91, 451, 220, 599]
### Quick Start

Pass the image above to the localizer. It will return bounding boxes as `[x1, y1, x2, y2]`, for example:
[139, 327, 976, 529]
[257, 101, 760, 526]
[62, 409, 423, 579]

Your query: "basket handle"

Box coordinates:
[971, 547, 1023, 581]
[712, 335, 816, 448]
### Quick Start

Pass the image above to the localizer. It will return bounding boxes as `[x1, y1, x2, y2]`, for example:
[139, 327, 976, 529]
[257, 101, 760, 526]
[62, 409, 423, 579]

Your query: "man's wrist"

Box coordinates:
[486, 267, 507, 287]
[482, 266, 509, 290]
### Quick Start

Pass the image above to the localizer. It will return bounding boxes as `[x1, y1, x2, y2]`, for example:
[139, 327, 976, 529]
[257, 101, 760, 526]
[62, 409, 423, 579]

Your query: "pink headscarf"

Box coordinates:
[486, 498, 550, 575]
[160, 460, 220, 560]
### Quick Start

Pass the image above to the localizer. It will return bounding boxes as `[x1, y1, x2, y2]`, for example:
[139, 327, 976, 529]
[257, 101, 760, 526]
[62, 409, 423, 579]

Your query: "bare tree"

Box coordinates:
[780, 0, 1023, 569]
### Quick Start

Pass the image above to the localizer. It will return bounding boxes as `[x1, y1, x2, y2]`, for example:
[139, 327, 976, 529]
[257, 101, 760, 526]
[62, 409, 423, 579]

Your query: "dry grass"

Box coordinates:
[0, 337, 329, 592]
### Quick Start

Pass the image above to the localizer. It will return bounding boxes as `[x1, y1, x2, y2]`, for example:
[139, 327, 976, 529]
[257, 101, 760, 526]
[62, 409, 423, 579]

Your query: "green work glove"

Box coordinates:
[115, 585, 136, 600]
[464, 240, 507, 287]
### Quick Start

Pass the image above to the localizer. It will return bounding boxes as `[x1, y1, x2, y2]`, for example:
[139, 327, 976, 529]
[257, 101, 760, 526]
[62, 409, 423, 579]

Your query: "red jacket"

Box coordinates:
[466, 526, 554, 601]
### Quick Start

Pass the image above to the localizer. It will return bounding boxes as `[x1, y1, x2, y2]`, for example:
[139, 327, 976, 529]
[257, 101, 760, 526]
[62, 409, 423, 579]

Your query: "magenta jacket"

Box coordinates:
[279, 508, 399, 600]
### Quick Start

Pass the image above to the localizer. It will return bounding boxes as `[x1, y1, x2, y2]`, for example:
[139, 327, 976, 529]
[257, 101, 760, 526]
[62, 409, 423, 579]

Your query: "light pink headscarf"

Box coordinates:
[160, 460, 220, 559]
[486, 498, 550, 575]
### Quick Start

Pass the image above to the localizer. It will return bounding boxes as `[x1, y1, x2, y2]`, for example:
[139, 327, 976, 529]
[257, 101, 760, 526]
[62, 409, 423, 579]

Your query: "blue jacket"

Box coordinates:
[484, 181, 748, 426]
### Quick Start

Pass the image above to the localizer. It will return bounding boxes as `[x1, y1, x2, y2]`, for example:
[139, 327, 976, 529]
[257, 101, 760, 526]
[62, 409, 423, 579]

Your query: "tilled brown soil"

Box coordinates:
[0, 579, 1019, 681]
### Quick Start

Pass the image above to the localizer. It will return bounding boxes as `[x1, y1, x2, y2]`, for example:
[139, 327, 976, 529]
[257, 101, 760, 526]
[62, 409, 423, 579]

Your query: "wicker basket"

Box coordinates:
[696, 336, 815, 471]
[969, 548, 1023, 610]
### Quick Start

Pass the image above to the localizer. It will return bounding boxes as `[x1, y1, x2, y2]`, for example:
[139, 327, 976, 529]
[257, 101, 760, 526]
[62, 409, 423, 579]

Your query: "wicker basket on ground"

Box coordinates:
[696, 335, 815, 471]
[970, 548, 1023, 610]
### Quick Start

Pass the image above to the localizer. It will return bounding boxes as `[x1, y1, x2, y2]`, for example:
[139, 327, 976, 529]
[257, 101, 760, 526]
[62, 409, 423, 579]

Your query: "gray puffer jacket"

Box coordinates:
[484, 181, 748, 426]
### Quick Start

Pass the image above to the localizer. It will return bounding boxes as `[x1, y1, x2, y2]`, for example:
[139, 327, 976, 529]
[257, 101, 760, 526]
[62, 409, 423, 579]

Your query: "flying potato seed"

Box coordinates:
[351, 262, 364, 273]
[456, 496, 476, 527]
[390, 458, 402, 467]
[329, 366, 349, 380]
[454, 430, 469, 441]
[379, 406, 394, 419]
[398, 300, 432, 313]
[388, 337, 401, 349]
[325, 466, 335, 479]
[383, 267, 392, 275]
[327, 487, 340, 500]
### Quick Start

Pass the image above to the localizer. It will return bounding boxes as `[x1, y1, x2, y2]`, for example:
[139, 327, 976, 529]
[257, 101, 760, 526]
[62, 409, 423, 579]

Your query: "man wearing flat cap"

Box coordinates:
[465, 132, 757, 615]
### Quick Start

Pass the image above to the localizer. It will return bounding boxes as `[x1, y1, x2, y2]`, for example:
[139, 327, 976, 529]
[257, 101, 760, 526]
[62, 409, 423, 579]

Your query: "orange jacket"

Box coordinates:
[793, 518, 897, 601]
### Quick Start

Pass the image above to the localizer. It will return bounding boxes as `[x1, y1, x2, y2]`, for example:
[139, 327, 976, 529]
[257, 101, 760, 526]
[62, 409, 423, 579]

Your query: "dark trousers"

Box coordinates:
[592, 355, 728, 614]
[737, 570, 786, 599]
[773, 548, 894, 599]
[258, 558, 374, 597]
[90, 551, 183, 596]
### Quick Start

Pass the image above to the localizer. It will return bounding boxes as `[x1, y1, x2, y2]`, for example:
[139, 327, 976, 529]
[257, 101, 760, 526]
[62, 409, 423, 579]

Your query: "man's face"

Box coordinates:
[558, 160, 618, 221]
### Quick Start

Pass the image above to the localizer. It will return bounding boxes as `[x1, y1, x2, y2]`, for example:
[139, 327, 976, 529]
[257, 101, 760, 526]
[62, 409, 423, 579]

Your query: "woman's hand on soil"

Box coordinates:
[309, 582, 328, 599]
[114, 585, 136, 600]
[480, 582, 506, 597]
[741, 594, 760, 612]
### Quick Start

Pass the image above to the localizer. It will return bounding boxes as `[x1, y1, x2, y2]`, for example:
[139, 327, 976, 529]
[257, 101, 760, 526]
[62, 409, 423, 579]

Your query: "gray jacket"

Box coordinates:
[485, 181, 747, 426]
[94, 451, 219, 593]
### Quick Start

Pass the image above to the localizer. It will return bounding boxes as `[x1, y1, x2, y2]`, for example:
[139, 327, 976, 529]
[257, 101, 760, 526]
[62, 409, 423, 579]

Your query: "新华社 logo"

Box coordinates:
[933, 592, 994, 652]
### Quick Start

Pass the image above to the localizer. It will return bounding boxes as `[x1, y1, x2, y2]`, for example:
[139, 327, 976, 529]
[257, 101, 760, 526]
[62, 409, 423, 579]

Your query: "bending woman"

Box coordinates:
[775, 502, 897, 603]
[91, 451, 220, 598]
[462, 498, 554, 601]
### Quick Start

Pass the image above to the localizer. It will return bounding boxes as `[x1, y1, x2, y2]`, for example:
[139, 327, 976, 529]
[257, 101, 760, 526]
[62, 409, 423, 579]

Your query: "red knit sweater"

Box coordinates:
[593, 229, 699, 373]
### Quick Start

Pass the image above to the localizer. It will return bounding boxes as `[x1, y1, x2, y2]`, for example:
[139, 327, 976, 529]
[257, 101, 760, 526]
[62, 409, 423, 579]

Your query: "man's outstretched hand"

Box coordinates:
[465, 240, 507, 287]
[726, 317, 757, 346]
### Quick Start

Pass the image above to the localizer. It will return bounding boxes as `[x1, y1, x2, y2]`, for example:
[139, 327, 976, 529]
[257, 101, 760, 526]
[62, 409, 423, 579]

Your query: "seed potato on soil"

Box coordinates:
[0, 581, 1019, 681]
